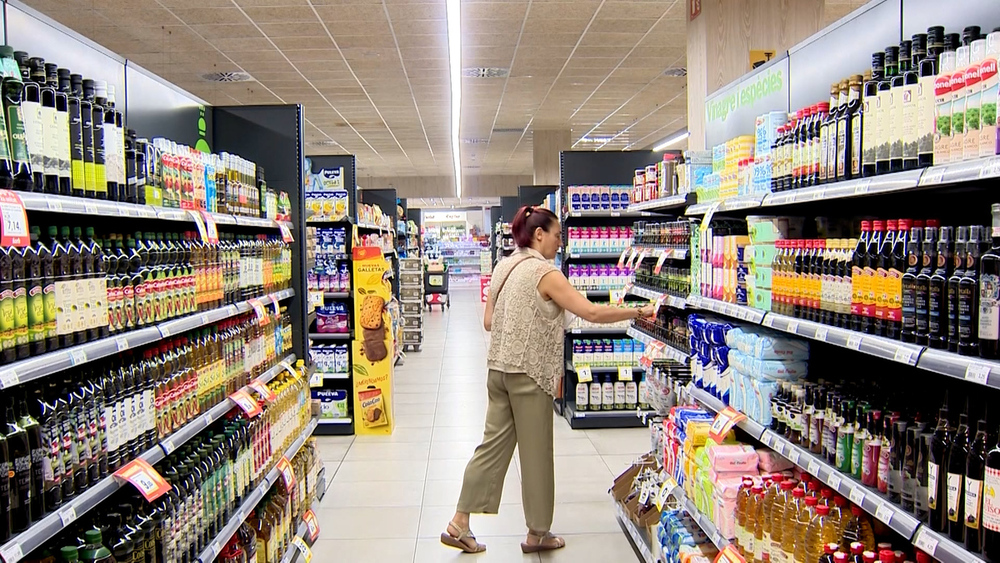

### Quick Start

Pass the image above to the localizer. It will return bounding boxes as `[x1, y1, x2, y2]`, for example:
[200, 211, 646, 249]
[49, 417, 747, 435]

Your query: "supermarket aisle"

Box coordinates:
[312, 288, 651, 562]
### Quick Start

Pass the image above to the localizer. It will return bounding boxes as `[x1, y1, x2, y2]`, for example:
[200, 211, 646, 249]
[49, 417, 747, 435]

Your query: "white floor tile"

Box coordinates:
[414, 535, 540, 563]
[312, 539, 417, 563]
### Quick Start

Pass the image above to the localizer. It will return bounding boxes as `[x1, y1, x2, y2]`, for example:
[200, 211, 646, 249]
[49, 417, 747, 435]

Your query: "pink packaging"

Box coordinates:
[713, 494, 738, 540]
[712, 471, 749, 498]
[707, 444, 760, 472]
[757, 449, 795, 472]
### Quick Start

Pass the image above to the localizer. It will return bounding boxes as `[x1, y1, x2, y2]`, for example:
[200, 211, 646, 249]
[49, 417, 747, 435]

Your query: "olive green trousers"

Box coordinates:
[456, 369, 555, 532]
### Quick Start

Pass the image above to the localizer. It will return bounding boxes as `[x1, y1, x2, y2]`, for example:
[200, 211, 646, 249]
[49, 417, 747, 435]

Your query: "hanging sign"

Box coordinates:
[0, 190, 29, 247]
[708, 406, 747, 444]
[113, 458, 172, 502]
[229, 389, 263, 418]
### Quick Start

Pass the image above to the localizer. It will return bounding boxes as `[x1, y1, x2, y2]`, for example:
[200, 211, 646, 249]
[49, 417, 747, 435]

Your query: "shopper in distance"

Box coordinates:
[441, 205, 655, 554]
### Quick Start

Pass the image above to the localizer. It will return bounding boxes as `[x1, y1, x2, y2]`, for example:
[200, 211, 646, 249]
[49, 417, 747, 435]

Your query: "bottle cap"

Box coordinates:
[781, 480, 796, 490]
[834, 554, 849, 563]
[792, 488, 805, 498]
[816, 504, 830, 515]
[879, 549, 895, 563]
[850, 542, 865, 554]
[863, 552, 877, 563]
[825, 543, 840, 554]
[805, 496, 818, 506]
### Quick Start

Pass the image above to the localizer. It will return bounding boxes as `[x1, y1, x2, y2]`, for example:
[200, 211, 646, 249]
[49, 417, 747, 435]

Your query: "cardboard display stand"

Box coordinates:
[351, 246, 395, 435]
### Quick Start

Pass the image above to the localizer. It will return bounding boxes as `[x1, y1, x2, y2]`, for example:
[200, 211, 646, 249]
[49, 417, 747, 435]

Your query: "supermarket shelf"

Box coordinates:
[197, 417, 319, 563]
[21, 193, 287, 229]
[566, 210, 655, 219]
[0, 288, 295, 391]
[626, 327, 690, 363]
[688, 387, 766, 440]
[323, 292, 351, 299]
[760, 313, 922, 367]
[318, 418, 353, 424]
[0, 353, 297, 563]
[355, 221, 390, 231]
[914, 349, 1000, 389]
[318, 372, 351, 380]
[628, 286, 687, 310]
[682, 156, 1000, 216]
[279, 518, 315, 563]
[566, 326, 629, 335]
[308, 332, 352, 341]
[565, 252, 627, 260]
[566, 362, 643, 374]
[628, 193, 692, 212]
[686, 294, 766, 324]
[911, 527, 985, 563]
[612, 498, 659, 563]
[564, 401, 650, 429]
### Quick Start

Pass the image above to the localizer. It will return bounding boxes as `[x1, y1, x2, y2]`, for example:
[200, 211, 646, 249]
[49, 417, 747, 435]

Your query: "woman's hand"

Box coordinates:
[636, 304, 656, 318]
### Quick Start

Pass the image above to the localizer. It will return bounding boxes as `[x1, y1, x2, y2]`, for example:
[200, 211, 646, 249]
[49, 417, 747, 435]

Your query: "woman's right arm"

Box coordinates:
[538, 270, 654, 323]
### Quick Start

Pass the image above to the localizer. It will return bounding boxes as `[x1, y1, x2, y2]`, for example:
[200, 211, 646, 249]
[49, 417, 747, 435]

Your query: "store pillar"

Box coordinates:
[685, 0, 824, 150]
[532, 129, 571, 186]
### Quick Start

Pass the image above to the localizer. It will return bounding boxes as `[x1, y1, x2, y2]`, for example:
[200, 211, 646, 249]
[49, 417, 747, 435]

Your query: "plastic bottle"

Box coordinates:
[771, 480, 797, 562]
[736, 477, 756, 558]
[760, 476, 783, 563]
[832, 496, 851, 548]
[806, 505, 840, 563]
[794, 496, 819, 563]
[820, 543, 840, 563]
[746, 485, 764, 561]
[878, 549, 896, 563]
[780, 487, 806, 563]
[849, 542, 865, 563]
[754, 483, 769, 563]
[820, 487, 835, 506]
[841, 505, 876, 551]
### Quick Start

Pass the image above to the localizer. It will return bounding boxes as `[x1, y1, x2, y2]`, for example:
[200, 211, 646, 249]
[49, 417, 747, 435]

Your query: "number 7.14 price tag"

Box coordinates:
[0, 190, 29, 248]
[708, 406, 747, 444]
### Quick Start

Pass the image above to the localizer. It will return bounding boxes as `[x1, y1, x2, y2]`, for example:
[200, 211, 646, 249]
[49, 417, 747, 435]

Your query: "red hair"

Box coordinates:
[511, 205, 558, 248]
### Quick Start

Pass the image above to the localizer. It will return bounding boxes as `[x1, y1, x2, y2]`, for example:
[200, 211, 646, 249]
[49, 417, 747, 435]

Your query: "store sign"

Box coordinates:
[424, 211, 466, 222]
[704, 56, 789, 147]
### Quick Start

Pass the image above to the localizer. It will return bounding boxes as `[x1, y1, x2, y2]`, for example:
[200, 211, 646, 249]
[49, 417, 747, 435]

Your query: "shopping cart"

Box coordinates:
[425, 260, 450, 310]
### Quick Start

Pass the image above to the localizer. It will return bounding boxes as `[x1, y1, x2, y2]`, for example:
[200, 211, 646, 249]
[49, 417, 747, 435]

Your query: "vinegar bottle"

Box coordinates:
[948, 413, 970, 542]
[965, 419, 987, 553]
[928, 406, 952, 532]
[805, 504, 839, 563]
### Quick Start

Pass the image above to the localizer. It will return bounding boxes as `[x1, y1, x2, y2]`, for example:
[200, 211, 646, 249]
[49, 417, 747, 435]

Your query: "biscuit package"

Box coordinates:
[351, 245, 395, 435]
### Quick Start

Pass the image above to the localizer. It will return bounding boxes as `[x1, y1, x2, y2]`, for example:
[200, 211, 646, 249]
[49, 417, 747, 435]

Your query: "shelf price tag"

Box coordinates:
[653, 294, 668, 315]
[980, 156, 1000, 179]
[291, 536, 312, 563]
[849, 487, 865, 505]
[618, 246, 634, 269]
[278, 222, 294, 243]
[708, 406, 746, 444]
[618, 366, 633, 381]
[875, 502, 893, 525]
[632, 249, 649, 269]
[965, 363, 991, 385]
[827, 474, 842, 491]
[0, 543, 23, 563]
[576, 365, 593, 383]
[280, 360, 301, 379]
[113, 458, 172, 502]
[913, 527, 938, 556]
[655, 474, 679, 511]
[229, 389, 263, 418]
[893, 347, 914, 364]
[277, 456, 297, 489]
[610, 288, 626, 305]
[814, 327, 828, 342]
[303, 509, 320, 542]
[58, 506, 77, 526]
[714, 544, 746, 563]
[700, 201, 722, 233]
[0, 191, 29, 248]
[787, 321, 799, 334]
[248, 380, 278, 403]
[846, 334, 863, 350]
[806, 460, 820, 475]
[654, 250, 670, 274]
[0, 369, 18, 389]
[921, 166, 946, 185]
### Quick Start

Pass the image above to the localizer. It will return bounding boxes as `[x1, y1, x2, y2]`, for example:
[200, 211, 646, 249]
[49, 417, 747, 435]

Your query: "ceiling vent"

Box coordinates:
[491, 127, 524, 134]
[307, 140, 340, 148]
[463, 67, 509, 78]
[463, 165, 482, 169]
[201, 71, 255, 83]
[662, 67, 687, 77]
[462, 138, 489, 144]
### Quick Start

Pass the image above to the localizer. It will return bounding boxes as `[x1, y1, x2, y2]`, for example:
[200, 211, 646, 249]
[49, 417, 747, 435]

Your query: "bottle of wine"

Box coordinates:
[928, 407, 952, 532]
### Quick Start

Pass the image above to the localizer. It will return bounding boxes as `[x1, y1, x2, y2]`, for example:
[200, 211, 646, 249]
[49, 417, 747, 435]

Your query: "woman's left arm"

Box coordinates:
[484, 298, 494, 331]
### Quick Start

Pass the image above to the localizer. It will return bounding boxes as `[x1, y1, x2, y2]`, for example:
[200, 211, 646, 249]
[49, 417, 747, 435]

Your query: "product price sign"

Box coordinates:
[617, 366, 633, 381]
[189, 211, 216, 245]
[620, 247, 637, 269]
[277, 456, 297, 489]
[279, 222, 294, 243]
[617, 245, 632, 269]
[576, 365, 593, 383]
[0, 190, 29, 248]
[653, 249, 671, 275]
[714, 544, 746, 563]
[653, 294, 668, 315]
[630, 249, 649, 269]
[249, 299, 268, 326]
[229, 389, 263, 418]
[113, 458, 173, 502]
[200, 211, 219, 244]
[610, 288, 626, 305]
[280, 360, 301, 380]
[708, 406, 746, 444]
[303, 509, 320, 542]
[291, 536, 312, 563]
[248, 380, 278, 403]
[700, 201, 722, 233]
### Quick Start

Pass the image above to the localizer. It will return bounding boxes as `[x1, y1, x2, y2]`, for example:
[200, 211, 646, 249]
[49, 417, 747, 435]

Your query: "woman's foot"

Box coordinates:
[521, 530, 566, 553]
[440, 521, 487, 553]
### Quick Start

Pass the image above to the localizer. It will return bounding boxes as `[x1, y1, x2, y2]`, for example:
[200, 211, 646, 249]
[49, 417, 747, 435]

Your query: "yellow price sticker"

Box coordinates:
[577, 365, 593, 383]
[618, 366, 633, 381]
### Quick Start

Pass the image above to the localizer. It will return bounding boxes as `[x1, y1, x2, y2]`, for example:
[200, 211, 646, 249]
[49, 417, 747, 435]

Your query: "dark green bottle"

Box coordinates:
[80, 529, 113, 563]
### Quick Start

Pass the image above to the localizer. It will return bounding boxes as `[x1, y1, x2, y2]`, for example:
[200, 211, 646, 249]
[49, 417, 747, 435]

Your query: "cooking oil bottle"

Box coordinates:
[760, 476, 783, 563]
[779, 487, 807, 563]
[840, 505, 876, 550]
[770, 480, 797, 563]
[794, 496, 819, 563]
[829, 495, 849, 544]
[746, 485, 764, 561]
[806, 504, 840, 563]
[820, 543, 840, 563]
[735, 477, 756, 558]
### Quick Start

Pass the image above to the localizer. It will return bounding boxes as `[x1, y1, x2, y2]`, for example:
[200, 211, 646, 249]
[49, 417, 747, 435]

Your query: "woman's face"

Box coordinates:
[533, 221, 562, 260]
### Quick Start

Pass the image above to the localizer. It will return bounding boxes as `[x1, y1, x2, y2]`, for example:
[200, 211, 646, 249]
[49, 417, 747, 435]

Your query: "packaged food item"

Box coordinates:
[358, 386, 387, 428]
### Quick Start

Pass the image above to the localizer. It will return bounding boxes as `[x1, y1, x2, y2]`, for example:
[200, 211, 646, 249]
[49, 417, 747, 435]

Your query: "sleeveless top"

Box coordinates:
[486, 247, 564, 397]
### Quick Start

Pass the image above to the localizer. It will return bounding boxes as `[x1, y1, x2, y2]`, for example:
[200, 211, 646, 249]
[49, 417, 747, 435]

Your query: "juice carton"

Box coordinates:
[599, 185, 611, 211]
[965, 39, 986, 161]
[983, 32, 999, 157]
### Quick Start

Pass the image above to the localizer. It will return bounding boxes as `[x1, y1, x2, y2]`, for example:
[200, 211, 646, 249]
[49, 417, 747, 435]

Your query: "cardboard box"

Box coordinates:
[352, 246, 396, 435]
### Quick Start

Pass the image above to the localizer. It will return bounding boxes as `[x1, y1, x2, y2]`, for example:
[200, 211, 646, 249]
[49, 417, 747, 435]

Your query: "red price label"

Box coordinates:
[113, 458, 172, 502]
[200, 211, 219, 244]
[277, 456, 296, 489]
[0, 190, 29, 247]
[654, 249, 671, 274]
[229, 389, 263, 418]
[249, 299, 268, 326]
[279, 222, 294, 243]
[248, 380, 277, 403]
[654, 294, 668, 315]
[708, 406, 747, 444]
[619, 247, 635, 269]
[715, 544, 746, 563]
[303, 509, 320, 542]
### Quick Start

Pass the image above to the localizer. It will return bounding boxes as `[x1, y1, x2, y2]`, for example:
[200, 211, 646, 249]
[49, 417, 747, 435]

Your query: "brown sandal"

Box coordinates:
[440, 521, 487, 553]
[520, 530, 565, 553]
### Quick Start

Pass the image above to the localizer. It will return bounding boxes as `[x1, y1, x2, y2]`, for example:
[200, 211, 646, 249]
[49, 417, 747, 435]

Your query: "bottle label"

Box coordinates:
[27, 282, 43, 343]
[23, 100, 46, 175]
[966, 476, 983, 529]
[8, 104, 31, 165]
[890, 86, 904, 160]
[947, 471, 963, 522]
[928, 462, 939, 509]
[979, 273, 1000, 340]
[877, 442, 891, 493]
[862, 96, 877, 166]
[875, 89, 890, 162]
[852, 433, 865, 477]
[42, 282, 56, 340]
[984, 467, 1000, 532]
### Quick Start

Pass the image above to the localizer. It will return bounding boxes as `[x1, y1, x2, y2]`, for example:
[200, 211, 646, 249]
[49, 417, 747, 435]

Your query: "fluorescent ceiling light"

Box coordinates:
[652, 129, 690, 151]
[447, 0, 462, 197]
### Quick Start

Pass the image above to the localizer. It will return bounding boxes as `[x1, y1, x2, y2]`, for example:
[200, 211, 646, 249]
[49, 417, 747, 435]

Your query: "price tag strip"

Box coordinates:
[229, 389, 263, 418]
[708, 406, 747, 444]
[113, 458, 173, 502]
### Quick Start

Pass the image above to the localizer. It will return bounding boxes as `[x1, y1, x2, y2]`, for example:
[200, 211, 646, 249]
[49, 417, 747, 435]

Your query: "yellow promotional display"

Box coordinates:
[351, 244, 395, 435]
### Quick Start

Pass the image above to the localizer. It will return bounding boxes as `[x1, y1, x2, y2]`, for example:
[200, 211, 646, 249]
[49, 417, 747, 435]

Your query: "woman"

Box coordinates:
[440, 205, 655, 554]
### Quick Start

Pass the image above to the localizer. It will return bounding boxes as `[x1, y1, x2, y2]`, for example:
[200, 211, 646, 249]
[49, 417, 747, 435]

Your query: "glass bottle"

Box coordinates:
[948, 414, 970, 542]
[979, 204, 1000, 359]
[0, 46, 34, 191]
[947, 227, 968, 352]
[928, 226, 953, 349]
[961, 225, 983, 356]
[862, 53, 884, 177]
[916, 221, 938, 346]
[966, 419, 987, 553]
[5, 395, 32, 532]
[875, 46, 898, 175]
[928, 407, 952, 532]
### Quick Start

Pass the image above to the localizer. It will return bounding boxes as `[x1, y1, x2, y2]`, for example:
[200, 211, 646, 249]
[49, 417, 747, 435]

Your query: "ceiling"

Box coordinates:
[20, 0, 866, 186]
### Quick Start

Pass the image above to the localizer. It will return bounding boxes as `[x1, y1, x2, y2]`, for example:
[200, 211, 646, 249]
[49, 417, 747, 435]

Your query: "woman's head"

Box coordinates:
[511, 205, 561, 259]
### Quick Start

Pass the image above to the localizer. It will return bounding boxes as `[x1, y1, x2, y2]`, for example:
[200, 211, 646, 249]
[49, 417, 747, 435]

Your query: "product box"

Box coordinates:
[351, 246, 395, 435]
[313, 388, 349, 419]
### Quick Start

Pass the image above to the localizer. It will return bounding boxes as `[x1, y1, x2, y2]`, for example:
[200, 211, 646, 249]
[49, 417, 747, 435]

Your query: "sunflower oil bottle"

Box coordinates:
[794, 496, 819, 563]
[780, 488, 807, 563]
[770, 480, 797, 563]
[751, 485, 766, 563]
[736, 477, 756, 558]
[805, 505, 840, 563]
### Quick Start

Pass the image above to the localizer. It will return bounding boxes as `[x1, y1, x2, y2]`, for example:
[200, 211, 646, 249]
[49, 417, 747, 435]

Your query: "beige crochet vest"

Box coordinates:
[486, 248, 564, 397]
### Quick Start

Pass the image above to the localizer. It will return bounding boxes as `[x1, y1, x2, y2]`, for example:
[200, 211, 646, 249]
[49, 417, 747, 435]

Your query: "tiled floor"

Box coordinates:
[313, 288, 651, 562]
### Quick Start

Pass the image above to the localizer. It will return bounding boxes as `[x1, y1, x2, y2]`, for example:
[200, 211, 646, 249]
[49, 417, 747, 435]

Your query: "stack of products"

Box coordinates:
[632, 155, 682, 204]
[310, 344, 350, 375]
[568, 263, 634, 291]
[693, 219, 752, 305]
[633, 221, 692, 250]
[642, 360, 691, 415]
[725, 325, 810, 428]
[566, 314, 635, 331]
[571, 338, 646, 367]
[573, 369, 645, 413]
[634, 262, 691, 298]
[567, 185, 632, 213]
[306, 227, 350, 293]
[314, 303, 349, 334]
[399, 257, 423, 351]
[358, 231, 394, 254]
[632, 307, 690, 353]
[356, 203, 392, 230]
[566, 226, 632, 255]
